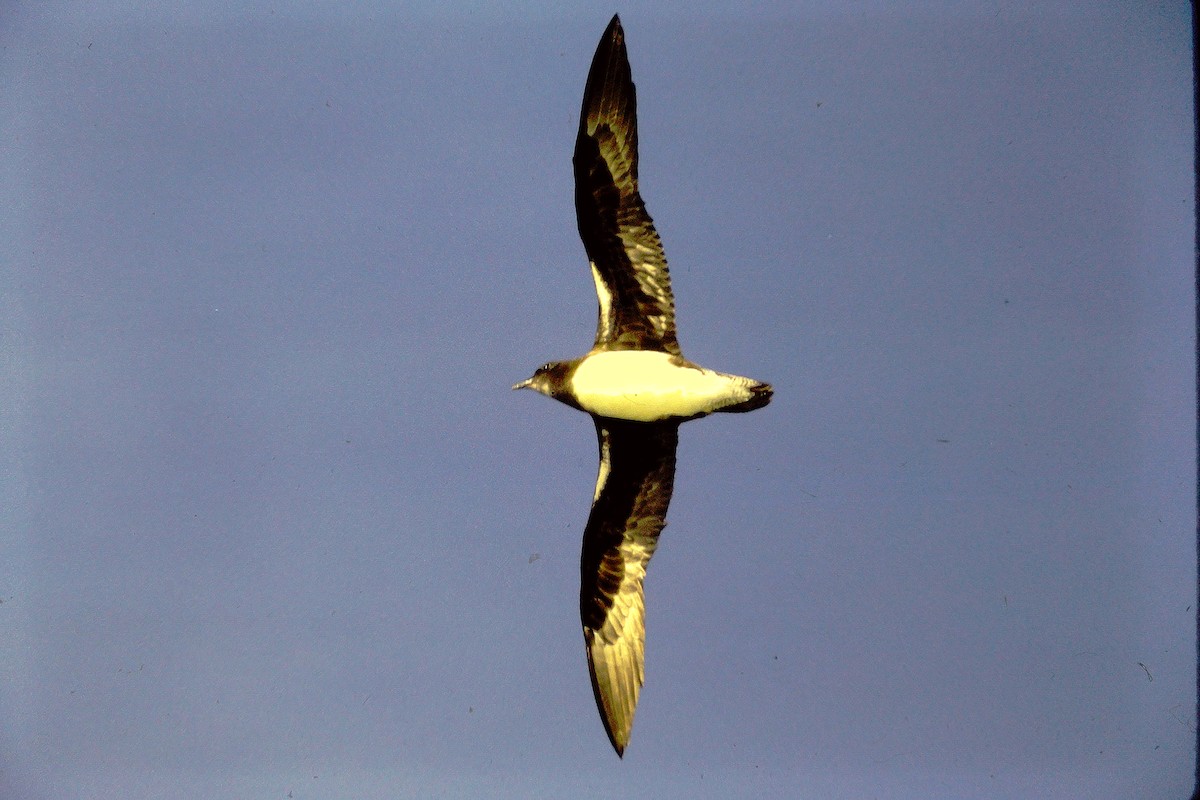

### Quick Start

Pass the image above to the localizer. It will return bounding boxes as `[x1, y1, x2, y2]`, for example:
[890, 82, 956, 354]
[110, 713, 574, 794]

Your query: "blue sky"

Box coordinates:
[1, 2, 1194, 798]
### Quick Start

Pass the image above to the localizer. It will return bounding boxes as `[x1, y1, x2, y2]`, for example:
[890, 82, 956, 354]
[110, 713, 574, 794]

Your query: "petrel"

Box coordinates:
[514, 14, 772, 757]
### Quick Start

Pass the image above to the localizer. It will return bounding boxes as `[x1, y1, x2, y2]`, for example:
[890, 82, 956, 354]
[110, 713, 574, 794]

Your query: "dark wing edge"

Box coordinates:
[573, 16, 680, 355]
[580, 417, 679, 756]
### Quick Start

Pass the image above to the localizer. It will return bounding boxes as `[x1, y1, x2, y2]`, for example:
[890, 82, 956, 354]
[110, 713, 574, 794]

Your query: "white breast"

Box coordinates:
[570, 350, 755, 422]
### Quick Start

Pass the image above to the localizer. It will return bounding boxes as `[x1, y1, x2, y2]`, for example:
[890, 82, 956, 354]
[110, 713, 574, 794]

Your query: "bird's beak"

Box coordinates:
[512, 378, 533, 391]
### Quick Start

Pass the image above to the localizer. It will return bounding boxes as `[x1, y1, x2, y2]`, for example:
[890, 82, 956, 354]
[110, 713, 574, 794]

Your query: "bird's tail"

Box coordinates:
[718, 380, 773, 413]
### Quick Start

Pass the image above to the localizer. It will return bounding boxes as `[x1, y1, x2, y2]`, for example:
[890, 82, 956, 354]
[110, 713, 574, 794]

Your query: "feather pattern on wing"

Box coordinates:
[573, 16, 680, 355]
[580, 417, 679, 756]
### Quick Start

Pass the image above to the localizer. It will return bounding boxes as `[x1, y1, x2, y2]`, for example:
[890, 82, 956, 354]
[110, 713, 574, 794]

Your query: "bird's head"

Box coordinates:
[513, 361, 573, 401]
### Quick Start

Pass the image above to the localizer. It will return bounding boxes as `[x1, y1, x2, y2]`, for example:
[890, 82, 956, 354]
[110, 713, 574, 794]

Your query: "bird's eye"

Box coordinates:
[541, 362, 553, 372]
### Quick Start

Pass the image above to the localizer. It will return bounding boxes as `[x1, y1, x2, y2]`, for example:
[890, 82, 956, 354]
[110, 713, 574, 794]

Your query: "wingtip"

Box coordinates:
[586, 632, 638, 758]
[601, 14, 624, 48]
[605, 724, 629, 758]
[603, 709, 631, 757]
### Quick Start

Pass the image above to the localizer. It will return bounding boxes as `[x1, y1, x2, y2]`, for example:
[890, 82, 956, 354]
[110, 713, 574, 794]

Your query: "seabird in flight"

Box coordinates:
[514, 14, 772, 757]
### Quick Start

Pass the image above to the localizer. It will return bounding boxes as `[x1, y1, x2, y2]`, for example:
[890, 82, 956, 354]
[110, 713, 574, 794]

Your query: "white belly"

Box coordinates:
[570, 350, 755, 422]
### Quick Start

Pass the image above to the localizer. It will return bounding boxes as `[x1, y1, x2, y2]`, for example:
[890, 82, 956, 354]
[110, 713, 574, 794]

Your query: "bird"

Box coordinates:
[514, 14, 772, 757]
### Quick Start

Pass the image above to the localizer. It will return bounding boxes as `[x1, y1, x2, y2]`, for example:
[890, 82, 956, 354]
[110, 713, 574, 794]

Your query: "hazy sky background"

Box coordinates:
[1, 2, 1194, 798]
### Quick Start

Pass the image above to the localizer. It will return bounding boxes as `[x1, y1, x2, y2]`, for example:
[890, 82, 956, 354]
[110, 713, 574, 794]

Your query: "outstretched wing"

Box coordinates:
[580, 417, 679, 756]
[573, 14, 680, 355]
